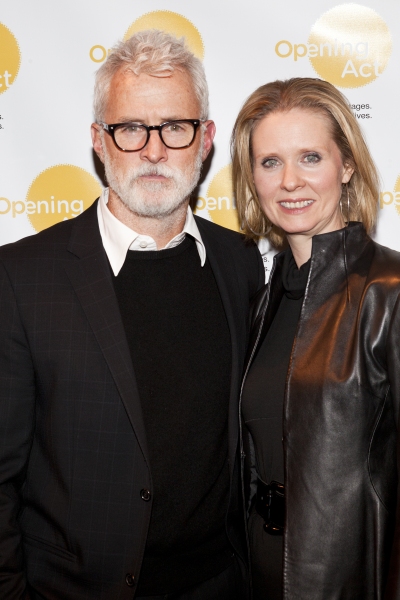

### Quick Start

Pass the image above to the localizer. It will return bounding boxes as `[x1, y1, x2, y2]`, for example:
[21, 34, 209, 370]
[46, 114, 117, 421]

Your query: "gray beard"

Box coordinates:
[103, 142, 203, 219]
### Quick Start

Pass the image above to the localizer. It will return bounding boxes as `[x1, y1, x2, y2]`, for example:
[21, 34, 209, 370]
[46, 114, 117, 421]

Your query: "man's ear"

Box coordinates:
[201, 120, 216, 162]
[91, 123, 105, 164]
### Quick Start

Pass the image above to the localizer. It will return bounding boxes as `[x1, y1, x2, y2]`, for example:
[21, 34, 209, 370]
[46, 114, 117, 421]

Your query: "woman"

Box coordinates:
[231, 78, 400, 599]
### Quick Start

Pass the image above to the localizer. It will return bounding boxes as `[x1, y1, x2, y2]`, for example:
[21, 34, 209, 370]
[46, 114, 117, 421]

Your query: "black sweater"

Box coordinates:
[113, 236, 233, 595]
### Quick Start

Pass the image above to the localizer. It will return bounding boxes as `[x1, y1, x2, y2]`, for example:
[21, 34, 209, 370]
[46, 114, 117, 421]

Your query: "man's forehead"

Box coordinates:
[106, 68, 200, 118]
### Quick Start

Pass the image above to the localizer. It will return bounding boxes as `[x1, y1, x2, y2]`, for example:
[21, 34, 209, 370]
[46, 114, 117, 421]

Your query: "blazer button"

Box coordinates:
[125, 573, 135, 587]
[140, 488, 151, 501]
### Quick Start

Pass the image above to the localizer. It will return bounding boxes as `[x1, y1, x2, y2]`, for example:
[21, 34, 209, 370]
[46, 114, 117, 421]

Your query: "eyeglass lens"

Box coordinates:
[114, 121, 196, 151]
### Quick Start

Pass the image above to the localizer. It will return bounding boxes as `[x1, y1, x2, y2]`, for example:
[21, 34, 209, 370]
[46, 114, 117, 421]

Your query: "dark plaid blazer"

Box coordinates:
[0, 200, 264, 599]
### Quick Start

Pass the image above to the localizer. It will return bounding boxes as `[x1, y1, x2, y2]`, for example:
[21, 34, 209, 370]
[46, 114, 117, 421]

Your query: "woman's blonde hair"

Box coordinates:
[231, 78, 379, 246]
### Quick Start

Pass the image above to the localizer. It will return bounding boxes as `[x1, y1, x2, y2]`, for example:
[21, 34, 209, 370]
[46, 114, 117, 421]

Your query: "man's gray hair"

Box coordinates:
[93, 29, 209, 122]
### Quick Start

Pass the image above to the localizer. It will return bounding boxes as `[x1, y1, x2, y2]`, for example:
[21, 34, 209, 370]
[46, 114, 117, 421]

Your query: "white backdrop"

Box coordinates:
[1, 0, 399, 279]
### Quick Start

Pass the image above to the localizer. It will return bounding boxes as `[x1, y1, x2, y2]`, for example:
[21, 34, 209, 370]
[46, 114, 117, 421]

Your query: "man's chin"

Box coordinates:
[136, 176, 172, 188]
[134, 179, 172, 193]
[119, 193, 188, 219]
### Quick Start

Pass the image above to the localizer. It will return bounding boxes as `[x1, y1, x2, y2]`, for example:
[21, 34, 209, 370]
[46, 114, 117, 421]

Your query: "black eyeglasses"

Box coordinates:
[99, 119, 202, 152]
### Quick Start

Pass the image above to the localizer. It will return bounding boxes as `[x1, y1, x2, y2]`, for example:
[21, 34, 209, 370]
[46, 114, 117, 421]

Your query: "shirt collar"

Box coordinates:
[97, 188, 206, 275]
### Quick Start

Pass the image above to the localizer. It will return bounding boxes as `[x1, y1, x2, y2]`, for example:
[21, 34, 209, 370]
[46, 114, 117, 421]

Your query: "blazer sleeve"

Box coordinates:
[384, 292, 400, 599]
[0, 261, 34, 598]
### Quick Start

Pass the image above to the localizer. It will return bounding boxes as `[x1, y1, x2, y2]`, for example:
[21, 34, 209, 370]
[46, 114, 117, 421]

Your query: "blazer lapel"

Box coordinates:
[64, 202, 150, 465]
[198, 228, 243, 470]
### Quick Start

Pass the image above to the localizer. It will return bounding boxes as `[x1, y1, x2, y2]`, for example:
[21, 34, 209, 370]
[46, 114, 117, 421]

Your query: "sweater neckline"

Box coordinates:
[124, 234, 194, 262]
[282, 249, 311, 300]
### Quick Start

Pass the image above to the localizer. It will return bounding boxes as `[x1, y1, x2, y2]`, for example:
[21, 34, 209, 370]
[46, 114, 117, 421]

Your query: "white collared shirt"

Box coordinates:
[97, 189, 206, 276]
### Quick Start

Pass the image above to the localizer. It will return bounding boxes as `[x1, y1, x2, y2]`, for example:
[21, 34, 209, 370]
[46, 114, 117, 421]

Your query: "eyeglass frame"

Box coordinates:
[99, 119, 202, 152]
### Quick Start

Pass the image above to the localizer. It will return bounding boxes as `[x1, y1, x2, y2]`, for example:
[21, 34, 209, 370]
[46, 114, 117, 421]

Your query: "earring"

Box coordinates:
[243, 198, 272, 237]
[340, 184, 350, 226]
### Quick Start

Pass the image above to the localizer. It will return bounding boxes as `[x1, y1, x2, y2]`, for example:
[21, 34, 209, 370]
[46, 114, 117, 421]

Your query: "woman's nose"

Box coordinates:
[280, 163, 304, 191]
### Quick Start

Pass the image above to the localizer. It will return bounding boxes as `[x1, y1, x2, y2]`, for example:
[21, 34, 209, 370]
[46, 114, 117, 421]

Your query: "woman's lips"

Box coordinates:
[279, 199, 314, 209]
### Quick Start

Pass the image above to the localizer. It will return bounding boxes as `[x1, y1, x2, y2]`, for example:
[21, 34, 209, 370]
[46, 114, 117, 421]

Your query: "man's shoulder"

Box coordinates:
[0, 201, 98, 261]
[0, 220, 72, 258]
[194, 214, 253, 250]
[194, 215, 264, 292]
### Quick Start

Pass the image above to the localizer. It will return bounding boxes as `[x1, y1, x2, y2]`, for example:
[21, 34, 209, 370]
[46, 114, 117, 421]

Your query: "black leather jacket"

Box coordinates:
[243, 223, 400, 599]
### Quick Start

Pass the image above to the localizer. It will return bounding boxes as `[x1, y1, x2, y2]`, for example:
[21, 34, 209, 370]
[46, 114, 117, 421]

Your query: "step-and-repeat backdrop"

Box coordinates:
[1, 1, 399, 278]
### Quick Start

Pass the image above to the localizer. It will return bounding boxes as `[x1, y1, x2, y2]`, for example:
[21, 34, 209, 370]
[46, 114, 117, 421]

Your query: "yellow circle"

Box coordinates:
[308, 4, 392, 88]
[0, 22, 21, 95]
[89, 45, 107, 63]
[195, 164, 240, 232]
[124, 11, 204, 60]
[26, 165, 102, 233]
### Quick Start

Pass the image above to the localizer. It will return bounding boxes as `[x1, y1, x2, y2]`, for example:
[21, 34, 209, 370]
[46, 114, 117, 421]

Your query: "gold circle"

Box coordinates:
[308, 4, 392, 88]
[89, 45, 107, 63]
[124, 11, 204, 60]
[26, 165, 102, 233]
[195, 164, 240, 232]
[0, 22, 21, 95]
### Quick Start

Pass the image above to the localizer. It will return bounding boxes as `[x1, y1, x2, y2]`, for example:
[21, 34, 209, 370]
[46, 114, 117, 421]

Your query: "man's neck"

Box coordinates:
[107, 190, 189, 249]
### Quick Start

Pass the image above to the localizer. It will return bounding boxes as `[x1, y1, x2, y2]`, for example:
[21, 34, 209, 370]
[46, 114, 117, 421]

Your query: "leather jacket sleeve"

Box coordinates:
[384, 292, 400, 598]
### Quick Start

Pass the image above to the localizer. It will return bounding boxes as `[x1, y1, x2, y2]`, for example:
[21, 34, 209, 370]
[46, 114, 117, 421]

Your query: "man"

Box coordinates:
[0, 30, 264, 599]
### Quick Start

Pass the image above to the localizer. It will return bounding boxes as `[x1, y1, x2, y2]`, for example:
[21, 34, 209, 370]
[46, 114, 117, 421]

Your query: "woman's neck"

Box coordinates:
[286, 235, 312, 268]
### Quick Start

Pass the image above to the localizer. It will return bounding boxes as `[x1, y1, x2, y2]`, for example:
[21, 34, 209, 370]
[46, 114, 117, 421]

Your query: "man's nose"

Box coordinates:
[139, 130, 168, 163]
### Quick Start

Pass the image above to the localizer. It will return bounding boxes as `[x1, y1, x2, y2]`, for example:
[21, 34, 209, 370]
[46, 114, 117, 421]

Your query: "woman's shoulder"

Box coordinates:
[372, 239, 400, 261]
[363, 240, 400, 299]
[370, 240, 400, 277]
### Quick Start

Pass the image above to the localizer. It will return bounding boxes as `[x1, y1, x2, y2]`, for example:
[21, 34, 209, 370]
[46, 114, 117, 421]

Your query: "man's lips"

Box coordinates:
[139, 174, 168, 180]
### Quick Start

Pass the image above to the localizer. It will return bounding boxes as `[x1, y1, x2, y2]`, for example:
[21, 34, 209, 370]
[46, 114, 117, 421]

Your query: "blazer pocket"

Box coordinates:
[24, 533, 77, 562]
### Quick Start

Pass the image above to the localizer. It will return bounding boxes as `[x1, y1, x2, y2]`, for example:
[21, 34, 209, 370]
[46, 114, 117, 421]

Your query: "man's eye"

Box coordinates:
[122, 124, 143, 134]
[165, 123, 185, 132]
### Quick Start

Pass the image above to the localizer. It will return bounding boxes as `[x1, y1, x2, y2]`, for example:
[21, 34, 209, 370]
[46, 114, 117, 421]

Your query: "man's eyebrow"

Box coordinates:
[159, 116, 186, 122]
[113, 116, 186, 124]
[113, 117, 143, 123]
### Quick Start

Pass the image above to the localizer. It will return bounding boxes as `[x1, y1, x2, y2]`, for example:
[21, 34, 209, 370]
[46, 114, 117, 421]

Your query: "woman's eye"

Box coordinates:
[303, 153, 321, 164]
[262, 158, 279, 168]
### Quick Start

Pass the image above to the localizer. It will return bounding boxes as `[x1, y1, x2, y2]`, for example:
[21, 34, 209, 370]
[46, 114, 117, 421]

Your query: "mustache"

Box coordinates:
[129, 164, 177, 179]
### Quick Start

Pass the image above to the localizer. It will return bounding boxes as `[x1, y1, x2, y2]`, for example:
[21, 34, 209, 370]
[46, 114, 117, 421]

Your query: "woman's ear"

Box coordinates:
[342, 163, 355, 184]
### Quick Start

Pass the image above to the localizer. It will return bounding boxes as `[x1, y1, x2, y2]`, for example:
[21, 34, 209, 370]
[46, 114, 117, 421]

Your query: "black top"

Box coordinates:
[113, 236, 233, 595]
[242, 249, 310, 599]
